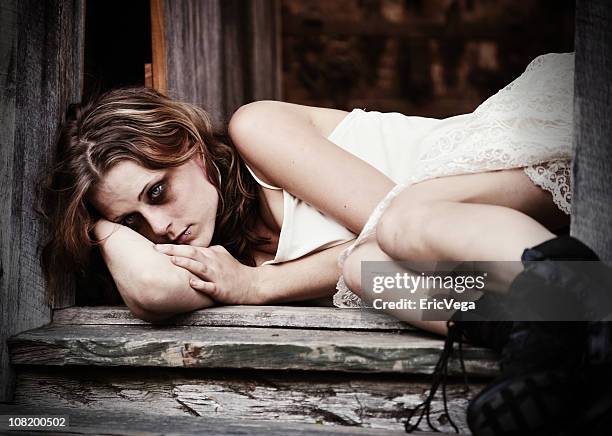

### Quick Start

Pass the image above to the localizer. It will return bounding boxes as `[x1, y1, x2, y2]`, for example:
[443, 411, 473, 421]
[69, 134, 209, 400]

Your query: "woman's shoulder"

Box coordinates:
[231, 101, 350, 139]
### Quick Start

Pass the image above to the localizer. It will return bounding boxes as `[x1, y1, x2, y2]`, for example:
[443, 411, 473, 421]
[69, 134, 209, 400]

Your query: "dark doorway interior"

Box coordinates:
[83, 0, 152, 99]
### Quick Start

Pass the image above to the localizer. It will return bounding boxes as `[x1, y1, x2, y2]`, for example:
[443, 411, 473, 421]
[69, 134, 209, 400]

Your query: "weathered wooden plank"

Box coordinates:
[164, 0, 280, 125]
[572, 0, 612, 262]
[11, 366, 482, 433]
[220, 0, 248, 118]
[8, 324, 498, 376]
[249, 0, 282, 101]
[150, 0, 167, 93]
[52, 305, 415, 330]
[0, 405, 455, 436]
[0, 0, 19, 406]
[164, 0, 225, 124]
[0, 0, 83, 403]
[0, 406, 465, 436]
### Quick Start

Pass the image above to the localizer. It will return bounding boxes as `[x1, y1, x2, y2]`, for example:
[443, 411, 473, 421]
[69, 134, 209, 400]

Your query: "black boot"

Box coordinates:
[467, 235, 602, 436]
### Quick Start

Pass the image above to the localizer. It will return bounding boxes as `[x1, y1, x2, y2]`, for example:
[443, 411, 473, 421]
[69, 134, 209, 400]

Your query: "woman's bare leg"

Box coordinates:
[378, 200, 556, 262]
[342, 239, 449, 336]
[341, 168, 569, 336]
[375, 169, 567, 285]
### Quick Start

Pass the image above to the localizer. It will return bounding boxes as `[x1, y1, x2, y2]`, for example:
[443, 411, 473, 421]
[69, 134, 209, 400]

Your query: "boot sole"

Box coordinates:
[467, 369, 572, 436]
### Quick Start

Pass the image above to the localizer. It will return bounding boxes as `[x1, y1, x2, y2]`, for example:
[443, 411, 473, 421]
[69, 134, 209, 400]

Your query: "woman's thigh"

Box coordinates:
[394, 168, 569, 231]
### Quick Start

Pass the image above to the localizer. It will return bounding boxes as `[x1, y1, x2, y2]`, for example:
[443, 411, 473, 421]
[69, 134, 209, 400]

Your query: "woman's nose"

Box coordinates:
[143, 209, 171, 237]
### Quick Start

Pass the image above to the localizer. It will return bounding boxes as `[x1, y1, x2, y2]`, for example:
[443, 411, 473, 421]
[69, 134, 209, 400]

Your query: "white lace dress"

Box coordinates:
[334, 52, 574, 308]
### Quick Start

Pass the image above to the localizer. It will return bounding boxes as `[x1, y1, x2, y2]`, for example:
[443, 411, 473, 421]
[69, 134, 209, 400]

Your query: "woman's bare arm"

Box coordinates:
[94, 219, 352, 319]
[251, 240, 356, 304]
[94, 219, 215, 322]
[229, 101, 396, 235]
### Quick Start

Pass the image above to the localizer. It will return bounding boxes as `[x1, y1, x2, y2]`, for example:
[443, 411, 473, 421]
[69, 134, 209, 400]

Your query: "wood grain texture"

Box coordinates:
[0, 0, 83, 403]
[150, 0, 167, 93]
[8, 324, 498, 376]
[164, 0, 225, 122]
[0, 404, 464, 435]
[51, 305, 415, 330]
[572, 0, 612, 263]
[11, 366, 482, 433]
[0, 0, 19, 407]
[163, 0, 281, 125]
[249, 0, 282, 101]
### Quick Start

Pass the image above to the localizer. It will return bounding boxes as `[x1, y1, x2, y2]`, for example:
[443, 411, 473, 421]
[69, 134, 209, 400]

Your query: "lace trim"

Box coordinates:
[410, 53, 574, 185]
[333, 52, 575, 308]
[333, 184, 407, 308]
[523, 159, 572, 215]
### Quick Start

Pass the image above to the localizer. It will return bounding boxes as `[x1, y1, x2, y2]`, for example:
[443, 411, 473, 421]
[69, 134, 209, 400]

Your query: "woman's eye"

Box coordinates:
[149, 183, 165, 201]
[122, 214, 138, 227]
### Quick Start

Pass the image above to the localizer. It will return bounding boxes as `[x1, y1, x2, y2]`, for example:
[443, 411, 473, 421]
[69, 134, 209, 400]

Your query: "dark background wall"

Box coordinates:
[281, 0, 575, 118]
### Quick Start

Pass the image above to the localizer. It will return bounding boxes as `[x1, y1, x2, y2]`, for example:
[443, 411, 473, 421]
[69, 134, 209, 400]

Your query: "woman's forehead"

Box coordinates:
[91, 161, 161, 217]
[101, 161, 159, 193]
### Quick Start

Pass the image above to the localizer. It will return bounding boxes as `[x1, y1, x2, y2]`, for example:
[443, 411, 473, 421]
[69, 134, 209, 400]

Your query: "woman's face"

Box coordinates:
[90, 155, 219, 246]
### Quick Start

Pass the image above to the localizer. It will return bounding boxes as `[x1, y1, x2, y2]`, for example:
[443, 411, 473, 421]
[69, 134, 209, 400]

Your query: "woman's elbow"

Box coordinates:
[130, 304, 172, 324]
[120, 271, 176, 323]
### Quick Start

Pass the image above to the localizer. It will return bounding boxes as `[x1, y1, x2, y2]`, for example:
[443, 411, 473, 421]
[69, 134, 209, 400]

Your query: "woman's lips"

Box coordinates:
[176, 226, 192, 244]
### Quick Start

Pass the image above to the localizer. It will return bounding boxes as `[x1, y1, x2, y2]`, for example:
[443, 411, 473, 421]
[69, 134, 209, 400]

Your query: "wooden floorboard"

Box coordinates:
[8, 324, 498, 376]
[0, 404, 467, 435]
[11, 365, 484, 432]
[52, 305, 415, 330]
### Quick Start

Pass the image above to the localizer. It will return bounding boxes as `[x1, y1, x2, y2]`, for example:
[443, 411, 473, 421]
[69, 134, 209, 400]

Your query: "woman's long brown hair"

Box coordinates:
[41, 87, 269, 304]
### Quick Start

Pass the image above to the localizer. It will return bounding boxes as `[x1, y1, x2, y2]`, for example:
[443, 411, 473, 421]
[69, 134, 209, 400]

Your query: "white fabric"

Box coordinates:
[244, 52, 575, 308]
[334, 52, 575, 308]
[244, 164, 356, 266]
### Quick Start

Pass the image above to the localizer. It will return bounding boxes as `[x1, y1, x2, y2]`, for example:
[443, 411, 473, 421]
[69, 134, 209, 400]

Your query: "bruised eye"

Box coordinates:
[148, 182, 165, 202]
[122, 213, 139, 227]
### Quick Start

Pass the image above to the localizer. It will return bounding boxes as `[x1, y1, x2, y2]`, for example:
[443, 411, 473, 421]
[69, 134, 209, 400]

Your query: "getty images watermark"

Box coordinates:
[360, 260, 612, 321]
[370, 269, 485, 312]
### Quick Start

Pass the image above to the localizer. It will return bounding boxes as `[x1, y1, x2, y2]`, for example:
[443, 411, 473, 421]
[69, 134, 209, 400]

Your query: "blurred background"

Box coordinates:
[83, 0, 575, 121]
[281, 0, 575, 118]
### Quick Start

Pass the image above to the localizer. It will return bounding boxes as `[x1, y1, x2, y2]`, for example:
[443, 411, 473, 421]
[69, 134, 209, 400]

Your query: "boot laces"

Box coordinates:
[405, 320, 469, 433]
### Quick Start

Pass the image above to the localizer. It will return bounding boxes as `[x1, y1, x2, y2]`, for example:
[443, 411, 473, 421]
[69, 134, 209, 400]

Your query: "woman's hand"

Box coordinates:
[154, 244, 261, 305]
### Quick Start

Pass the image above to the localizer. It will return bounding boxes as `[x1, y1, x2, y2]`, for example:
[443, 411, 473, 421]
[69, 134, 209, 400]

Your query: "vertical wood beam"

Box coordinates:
[150, 0, 167, 94]
[249, 0, 282, 102]
[0, 0, 84, 402]
[571, 0, 612, 262]
[163, 0, 281, 126]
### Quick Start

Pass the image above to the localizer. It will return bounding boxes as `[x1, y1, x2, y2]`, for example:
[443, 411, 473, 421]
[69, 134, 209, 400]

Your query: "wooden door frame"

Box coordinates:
[2, 0, 610, 405]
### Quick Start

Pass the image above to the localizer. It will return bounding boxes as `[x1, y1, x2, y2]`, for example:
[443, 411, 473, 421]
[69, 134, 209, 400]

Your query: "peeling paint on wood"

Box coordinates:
[8, 324, 499, 376]
[13, 366, 484, 433]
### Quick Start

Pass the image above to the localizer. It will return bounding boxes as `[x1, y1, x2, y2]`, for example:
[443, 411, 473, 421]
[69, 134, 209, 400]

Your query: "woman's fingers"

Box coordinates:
[170, 256, 209, 278]
[189, 278, 217, 295]
[155, 244, 206, 260]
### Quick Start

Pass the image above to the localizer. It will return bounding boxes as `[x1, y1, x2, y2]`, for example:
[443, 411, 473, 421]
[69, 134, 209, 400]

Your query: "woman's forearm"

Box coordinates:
[252, 239, 356, 304]
[94, 219, 215, 320]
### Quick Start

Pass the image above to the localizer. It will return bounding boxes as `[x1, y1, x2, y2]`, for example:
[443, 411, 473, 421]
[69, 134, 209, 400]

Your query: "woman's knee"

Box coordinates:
[342, 250, 364, 296]
[376, 200, 434, 258]
[341, 239, 394, 296]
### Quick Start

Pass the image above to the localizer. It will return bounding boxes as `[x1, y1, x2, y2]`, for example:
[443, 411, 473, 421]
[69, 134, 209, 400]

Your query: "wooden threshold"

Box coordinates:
[0, 403, 466, 435]
[8, 323, 498, 376]
[52, 305, 415, 330]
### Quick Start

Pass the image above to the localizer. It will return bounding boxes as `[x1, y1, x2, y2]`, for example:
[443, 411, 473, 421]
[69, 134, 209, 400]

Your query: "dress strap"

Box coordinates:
[244, 163, 282, 190]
